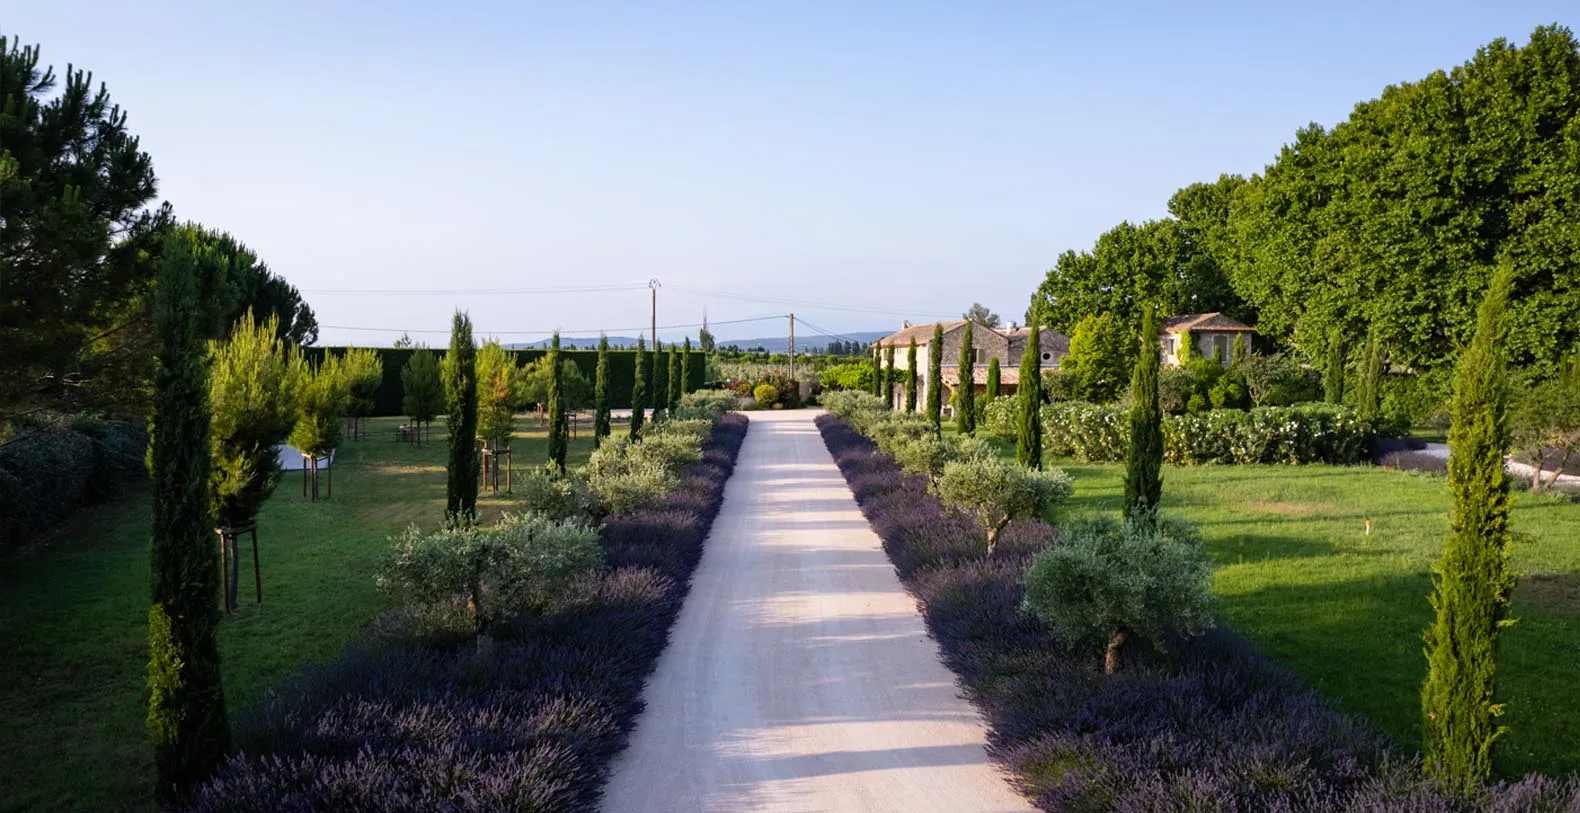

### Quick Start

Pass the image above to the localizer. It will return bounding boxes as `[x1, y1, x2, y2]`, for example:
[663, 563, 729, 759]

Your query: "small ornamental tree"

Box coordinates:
[1017, 317, 1043, 469]
[210, 311, 302, 531]
[1356, 324, 1385, 424]
[1023, 513, 1215, 674]
[957, 321, 976, 435]
[667, 341, 681, 413]
[147, 230, 229, 803]
[1325, 328, 1347, 405]
[443, 311, 480, 528]
[986, 355, 1001, 401]
[1124, 307, 1163, 520]
[475, 340, 524, 452]
[883, 343, 896, 409]
[937, 456, 1072, 554]
[401, 348, 443, 444]
[906, 338, 919, 412]
[341, 346, 383, 440]
[926, 323, 944, 430]
[593, 335, 612, 446]
[1422, 269, 1516, 790]
[630, 337, 647, 438]
[547, 333, 568, 470]
[290, 355, 348, 460]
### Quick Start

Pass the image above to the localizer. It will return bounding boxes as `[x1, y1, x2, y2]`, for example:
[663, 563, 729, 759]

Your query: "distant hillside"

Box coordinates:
[507, 330, 891, 353]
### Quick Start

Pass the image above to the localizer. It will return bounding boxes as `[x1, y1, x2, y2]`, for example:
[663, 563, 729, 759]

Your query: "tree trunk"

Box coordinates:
[1105, 627, 1131, 675]
[986, 520, 1007, 556]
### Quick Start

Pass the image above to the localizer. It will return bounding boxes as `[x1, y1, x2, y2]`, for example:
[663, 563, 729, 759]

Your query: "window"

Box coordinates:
[1215, 336, 1229, 362]
[974, 348, 989, 365]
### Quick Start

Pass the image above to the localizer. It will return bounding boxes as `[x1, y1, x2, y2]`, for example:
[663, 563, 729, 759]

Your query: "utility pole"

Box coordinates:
[649, 279, 661, 349]
[788, 312, 795, 383]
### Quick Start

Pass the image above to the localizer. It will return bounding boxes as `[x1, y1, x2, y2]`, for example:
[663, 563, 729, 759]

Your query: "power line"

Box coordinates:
[666, 285, 953, 319]
[302, 284, 649, 295]
[793, 316, 873, 346]
[318, 313, 786, 338]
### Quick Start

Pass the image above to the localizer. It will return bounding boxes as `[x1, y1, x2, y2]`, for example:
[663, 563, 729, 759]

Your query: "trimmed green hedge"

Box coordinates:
[0, 416, 148, 550]
[304, 347, 705, 418]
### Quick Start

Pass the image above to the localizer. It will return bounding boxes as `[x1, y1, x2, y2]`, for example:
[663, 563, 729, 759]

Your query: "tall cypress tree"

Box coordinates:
[593, 335, 612, 446]
[650, 341, 666, 422]
[958, 321, 976, 434]
[986, 355, 1001, 401]
[871, 349, 883, 397]
[1422, 269, 1516, 790]
[667, 342, 681, 412]
[883, 344, 896, 409]
[1357, 325, 1385, 423]
[906, 338, 919, 412]
[681, 336, 693, 397]
[443, 310, 479, 528]
[926, 323, 944, 430]
[630, 337, 647, 438]
[1017, 318, 1043, 469]
[547, 332, 568, 469]
[147, 232, 229, 803]
[1325, 328, 1347, 405]
[1124, 308, 1163, 519]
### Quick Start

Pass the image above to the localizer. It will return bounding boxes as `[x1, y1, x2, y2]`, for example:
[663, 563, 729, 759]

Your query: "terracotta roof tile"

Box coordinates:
[1161, 312, 1254, 333]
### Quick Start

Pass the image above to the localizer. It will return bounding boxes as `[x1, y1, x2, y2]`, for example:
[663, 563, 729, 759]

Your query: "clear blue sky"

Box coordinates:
[8, 2, 1574, 345]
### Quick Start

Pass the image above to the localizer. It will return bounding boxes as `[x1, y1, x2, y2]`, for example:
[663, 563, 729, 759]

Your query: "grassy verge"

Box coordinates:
[0, 415, 597, 811]
[967, 429, 1580, 777]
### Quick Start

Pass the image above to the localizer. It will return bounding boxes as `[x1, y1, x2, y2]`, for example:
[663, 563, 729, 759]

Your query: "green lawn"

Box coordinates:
[0, 415, 598, 812]
[1011, 447, 1580, 778]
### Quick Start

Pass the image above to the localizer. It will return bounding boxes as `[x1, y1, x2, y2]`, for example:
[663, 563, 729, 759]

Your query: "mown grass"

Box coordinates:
[0, 415, 598, 812]
[971, 430, 1580, 778]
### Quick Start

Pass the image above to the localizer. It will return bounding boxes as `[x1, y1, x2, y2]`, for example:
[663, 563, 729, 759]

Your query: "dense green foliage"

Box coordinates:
[145, 229, 228, 803]
[817, 361, 875, 391]
[1325, 328, 1347, 404]
[443, 312, 479, 528]
[629, 337, 647, 438]
[883, 343, 896, 409]
[0, 415, 146, 550]
[936, 456, 1072, 554]
[1021, 401, 1373, 466]
[957, 321, 976, 435]
[926, 324, 943, 430]
[906, 338, 919, 412]
[680, 337, 693, 402]
[1023, 513, 1215, 674]
[209, 313, 300, 528]
[666, 342, 680, 413]
[1510, 354, 1580, 492]
[289, 355, 347, 457]
[474, 340, 524, 452]
[1017, 318, 1043, 469]
[1422, 270, 1516, 789]
[339, 347, 383, 432]
[593, 336, 612, 445]
[547, 334, 568, 470]
[1125, 309, 1163, 519]
[1062, 312, 1136, 404]
[400, 349, 443, 438]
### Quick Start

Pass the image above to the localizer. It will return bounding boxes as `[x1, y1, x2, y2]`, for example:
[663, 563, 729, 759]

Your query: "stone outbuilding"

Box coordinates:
[1161, 313, 1255, 367]
[872, 320, 1070, 412]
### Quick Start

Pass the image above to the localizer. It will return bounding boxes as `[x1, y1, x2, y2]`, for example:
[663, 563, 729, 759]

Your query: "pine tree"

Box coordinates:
[667, 342, 681, 412]
[1018, 318, 1043, 469]
[883, 344, 896, 409]
[209, 311, 302, 530]
[681, 336, 693, 397]
[1357, 325, 1385, 423]
[926, 324, 944, 430]
[1325, 328, 1347, 405]
[630, 337, 647, 438]
[958, 321, 976, 435]
[443, 310, 479, 528]
[1124, 308, 1163, 519]
[986, 355, 1001, 401]
[906, 338, 919, 411]
[593, 335, 611, 446]
[1422, 269, 1516, 790]
[147, 231, 229, 803]
[547, 332, 568, 469]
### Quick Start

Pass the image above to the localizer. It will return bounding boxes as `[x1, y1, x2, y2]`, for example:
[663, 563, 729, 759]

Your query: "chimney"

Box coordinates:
[901, 320, 911, 329]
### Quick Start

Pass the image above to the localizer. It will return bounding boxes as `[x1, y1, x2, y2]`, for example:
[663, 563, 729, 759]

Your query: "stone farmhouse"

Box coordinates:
[872, 320, 1070, 412]
[1161, 312, 1255, 366]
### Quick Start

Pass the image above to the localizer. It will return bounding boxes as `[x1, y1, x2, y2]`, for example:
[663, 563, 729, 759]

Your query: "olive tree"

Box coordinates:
[936, 457, 1073, 554]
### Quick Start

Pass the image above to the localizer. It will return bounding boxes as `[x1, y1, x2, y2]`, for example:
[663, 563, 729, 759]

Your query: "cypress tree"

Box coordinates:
[630, 337, 647, 438]
[593, 335, 611, 446]
[883, 343, 896, 409]
[1325, 328, 1347, 404]
[443, 310, 479, 528]
[1357, 325, 1385, 423]
[650, 341, 666, 422]
[667, 342, 681, 412]
[1422, 269, 1516, 790]
[926, 323, 944, 430]
[547, 332, 568, 470]
[1017, 318, 1043, 469]
[986, 355, 1001, 401]
[1231, 333, 1248, 369]
[906, 338, 919, 412]
[871, 349, 883, 397]
[1124, 308, 1163, 519]
[147, 231, 229, 803]
[958, 321, 976, 434]
[681, 336, 693, 397]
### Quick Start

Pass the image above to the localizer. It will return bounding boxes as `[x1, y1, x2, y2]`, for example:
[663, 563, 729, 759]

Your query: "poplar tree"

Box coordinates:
[1357, 325, 1385, 423]
[681, 336, 693, 396]
[926, 324, 944, 430]
[1018, 318, 1043, 469]
[1422, 269, 1516, 790]
[667, 342, 681, 412]
[1124, 308, 1163, 519]
[986, 356, 1001, 401]
[443, 311, 479, 528]
[630, 337, 647, 438]
[593, 335, 612, 446]
[906, 338, 919, 411]
[547, 332, 568, 470]
[1325, 328, 1347, 405]
[147, 231, 228, 803]
[958, 321, 976, 434]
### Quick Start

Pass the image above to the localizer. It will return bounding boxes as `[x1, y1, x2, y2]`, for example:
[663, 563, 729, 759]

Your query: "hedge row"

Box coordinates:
[186, 414, 748, 811]
[816, 415, 1578, 810]
[983, 398, 1373, 465]
[0, 416, 148, 551]
[304, 347, 707, 418]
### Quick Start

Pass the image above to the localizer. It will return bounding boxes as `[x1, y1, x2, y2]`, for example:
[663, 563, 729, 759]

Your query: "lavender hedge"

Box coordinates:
[816, 415, 1578, 811]
[185, 414, 749, 812]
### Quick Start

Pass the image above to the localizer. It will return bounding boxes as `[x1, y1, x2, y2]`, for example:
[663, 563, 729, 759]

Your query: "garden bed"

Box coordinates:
[185, 414, 748, 811]
[816, 414, 1578, 810]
